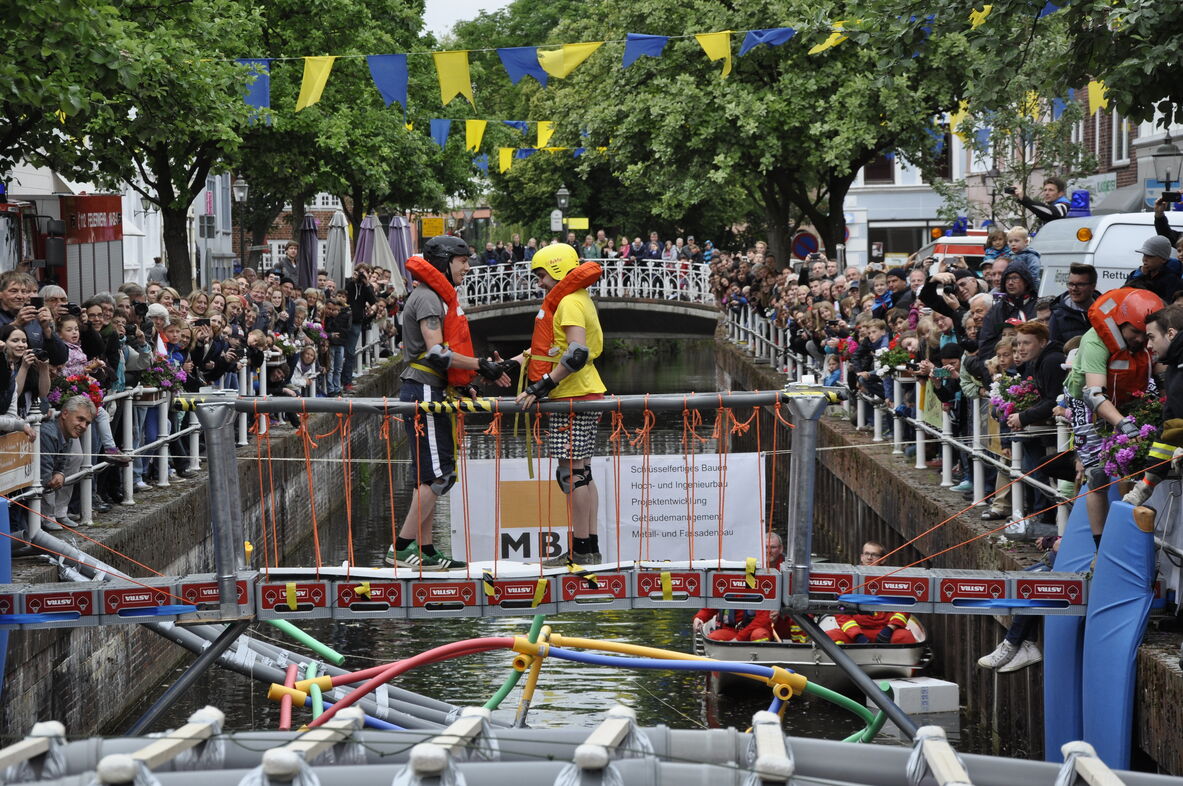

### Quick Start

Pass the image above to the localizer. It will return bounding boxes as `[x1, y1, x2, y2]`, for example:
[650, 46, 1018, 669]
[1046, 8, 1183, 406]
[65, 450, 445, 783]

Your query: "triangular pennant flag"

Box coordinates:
[969, 5, 992, 28]
[1051, 96, 1067, 120]
[974, 127, 992, 150]
[573, 147, 587, 157]
[948, 100, 970, 141]
[405, 122, 414, 131]
[739, 27, 796, 56]
[465, 119, 488, 152]
[809, 24, 847, 55]
[430, 119, 452, 150]
[497, 47, 549, 86]
[238, 59, 271, 114]
[474, 154, 489, 173]
[295, 56, 336, 111]
[695, 31, 733, 77]
[925, 125, 945, 154]
[503, 120, 529, 134]
[1087, 80, 1108, 115]
[499, 147, 514, 173]
[537, 121, 555, 149]
[538, 42, 603, 79]
[433, 50, 474, 106]
[545, 147, 569, 154]
[1038, 1, 1062, 18]
[622, 33, 669, 68]
[1022, 91, 1040, 120]
[515, 148, 538, 159]
[367, 54, 408, 111]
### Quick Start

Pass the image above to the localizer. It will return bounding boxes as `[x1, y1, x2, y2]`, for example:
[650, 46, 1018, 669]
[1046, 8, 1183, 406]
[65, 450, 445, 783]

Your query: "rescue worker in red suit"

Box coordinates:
[828, 540, 918, 645]
[693, 533, 786, 642]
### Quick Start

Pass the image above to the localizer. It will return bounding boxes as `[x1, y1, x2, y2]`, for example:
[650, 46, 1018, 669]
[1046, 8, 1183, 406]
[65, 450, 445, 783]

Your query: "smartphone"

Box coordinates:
[193, 318, 211, 327]
[29, 297, 43, 309]
[932, 367, 950, 379]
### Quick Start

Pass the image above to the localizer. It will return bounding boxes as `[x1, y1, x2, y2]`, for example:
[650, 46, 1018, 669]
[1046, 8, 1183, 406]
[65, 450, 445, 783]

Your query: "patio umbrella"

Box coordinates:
[297, 213, 319, 291]
[370, 222, 406, 298]
[387, 215, 413, 291]
[354, 213, 377, 265]
[324, 210, 352, 289]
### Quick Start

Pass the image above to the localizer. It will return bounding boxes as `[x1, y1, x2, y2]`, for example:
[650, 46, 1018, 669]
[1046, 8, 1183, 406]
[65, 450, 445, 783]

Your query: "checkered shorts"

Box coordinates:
[546, 411, 601, 460]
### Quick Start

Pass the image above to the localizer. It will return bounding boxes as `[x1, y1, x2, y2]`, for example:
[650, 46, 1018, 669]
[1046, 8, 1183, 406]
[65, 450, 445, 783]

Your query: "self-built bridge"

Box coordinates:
[459, 259, 721, 342]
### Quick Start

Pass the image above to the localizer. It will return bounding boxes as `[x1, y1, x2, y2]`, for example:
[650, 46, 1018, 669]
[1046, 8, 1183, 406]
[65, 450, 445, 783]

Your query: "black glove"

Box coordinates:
[498, 358, 521, 380]
[1118, 419, 1140, 439]
[523, 374, 558, 400]
[876, 626, 895, 643]
[853, 633, 870, 644]
[477, 358, 502, 381]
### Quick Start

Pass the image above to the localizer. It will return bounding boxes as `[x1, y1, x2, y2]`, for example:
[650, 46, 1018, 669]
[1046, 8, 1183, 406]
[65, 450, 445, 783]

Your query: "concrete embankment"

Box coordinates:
[1, 359, 401, 736]
[717, 334, 1183, 774]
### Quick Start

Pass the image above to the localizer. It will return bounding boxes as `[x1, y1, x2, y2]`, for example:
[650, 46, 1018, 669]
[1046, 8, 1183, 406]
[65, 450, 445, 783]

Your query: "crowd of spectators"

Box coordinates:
[1, 255, 403, 534]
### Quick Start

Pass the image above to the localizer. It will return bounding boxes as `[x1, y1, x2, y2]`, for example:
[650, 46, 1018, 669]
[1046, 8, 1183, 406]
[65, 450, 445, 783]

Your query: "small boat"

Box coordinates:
[695, 615, 931, 693]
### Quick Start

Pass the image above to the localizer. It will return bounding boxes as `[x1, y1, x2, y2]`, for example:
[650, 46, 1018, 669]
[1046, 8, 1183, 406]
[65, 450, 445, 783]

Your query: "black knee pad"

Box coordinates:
[556, 465, 573, 494]
[1086, 464, 1108, 492]
[430, 471, 457, 496]
[572, 465, 593, 489]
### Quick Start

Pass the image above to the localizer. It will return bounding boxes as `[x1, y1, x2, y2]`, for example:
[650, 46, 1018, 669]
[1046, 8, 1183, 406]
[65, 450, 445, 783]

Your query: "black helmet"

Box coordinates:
[423, 235, 471, 279]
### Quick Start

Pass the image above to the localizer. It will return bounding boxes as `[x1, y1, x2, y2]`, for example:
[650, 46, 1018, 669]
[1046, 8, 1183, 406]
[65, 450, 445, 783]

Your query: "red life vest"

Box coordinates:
[1088, 312, 1153, 408]
[526, 262, 603, 382]
[405, 256, 476, 387]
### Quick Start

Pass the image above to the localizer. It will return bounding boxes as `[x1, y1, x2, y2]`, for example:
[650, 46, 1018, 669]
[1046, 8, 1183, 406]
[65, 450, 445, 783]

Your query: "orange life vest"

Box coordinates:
[1089, 324, 1152, 409]
[526, 262, 603, 382]
[405, 256, 476, 387]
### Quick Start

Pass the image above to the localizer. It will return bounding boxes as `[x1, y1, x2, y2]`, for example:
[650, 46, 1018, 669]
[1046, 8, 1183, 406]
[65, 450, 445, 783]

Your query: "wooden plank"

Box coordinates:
[130, 721, 215, 769]
[0, 737, 49, 770]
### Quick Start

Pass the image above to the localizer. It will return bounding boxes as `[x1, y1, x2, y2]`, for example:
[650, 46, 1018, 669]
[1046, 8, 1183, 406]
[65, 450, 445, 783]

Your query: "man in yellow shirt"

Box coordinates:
[511, 244, 607, 564]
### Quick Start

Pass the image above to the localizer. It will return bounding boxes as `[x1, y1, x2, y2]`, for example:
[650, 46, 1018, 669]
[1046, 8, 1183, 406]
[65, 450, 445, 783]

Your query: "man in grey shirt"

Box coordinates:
[388, 236, 509, 570]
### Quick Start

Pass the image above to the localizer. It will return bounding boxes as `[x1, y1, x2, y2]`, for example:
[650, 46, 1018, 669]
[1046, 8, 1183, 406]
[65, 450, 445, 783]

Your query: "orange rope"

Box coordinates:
[767, 401, 781, 566]
[263, 415, 280, 569]
[411, 408, 425, 578]
[714, 401, 727, 568]
[300, 401, 323, 574]
[854, 456, 1170, 593]
[340, 406, 356, 573]
[874, 448, 1072, 567]
[252, 402, 272, 577]
[754, 406, 767, 567]
[457, 409, 473, 579]
[486, 408, 503, 577]
[381, 401, 399, 579]
[609, 408, 625, 562]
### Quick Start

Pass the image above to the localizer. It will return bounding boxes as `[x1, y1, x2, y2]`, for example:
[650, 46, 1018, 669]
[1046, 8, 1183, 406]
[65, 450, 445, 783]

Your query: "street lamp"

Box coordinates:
[232, 176, 249, 272]
[1152, 133, 1183, 195]
[555, 184, 570, 211]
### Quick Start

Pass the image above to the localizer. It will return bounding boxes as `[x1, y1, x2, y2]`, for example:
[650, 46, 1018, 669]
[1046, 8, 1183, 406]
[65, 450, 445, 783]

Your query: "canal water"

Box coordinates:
[111, 339, 952, 746]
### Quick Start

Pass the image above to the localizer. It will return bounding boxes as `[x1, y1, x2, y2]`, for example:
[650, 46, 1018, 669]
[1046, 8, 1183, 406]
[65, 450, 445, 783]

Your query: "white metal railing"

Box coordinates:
[723, 303, 1093, 537]
[458, 258, 713, 307]
[11, 336, 396, 538]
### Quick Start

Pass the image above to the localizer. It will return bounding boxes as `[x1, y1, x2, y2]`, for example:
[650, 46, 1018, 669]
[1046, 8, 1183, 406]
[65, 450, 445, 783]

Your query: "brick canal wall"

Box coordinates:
[717, 335, 1183, 773]
[1, 360, 402, 736]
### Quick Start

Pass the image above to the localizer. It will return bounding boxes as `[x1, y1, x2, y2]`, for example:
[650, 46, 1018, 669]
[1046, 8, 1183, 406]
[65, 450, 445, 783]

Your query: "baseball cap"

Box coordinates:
[1136, 235, 1173, 259]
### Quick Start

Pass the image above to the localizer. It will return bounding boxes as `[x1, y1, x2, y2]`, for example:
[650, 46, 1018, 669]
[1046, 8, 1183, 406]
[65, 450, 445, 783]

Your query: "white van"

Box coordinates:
[1032, 212, 1183, 296]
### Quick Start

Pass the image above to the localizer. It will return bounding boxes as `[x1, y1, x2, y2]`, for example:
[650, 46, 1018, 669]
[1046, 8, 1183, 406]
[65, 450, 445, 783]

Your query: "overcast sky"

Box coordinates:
[424, 0, 511, 39]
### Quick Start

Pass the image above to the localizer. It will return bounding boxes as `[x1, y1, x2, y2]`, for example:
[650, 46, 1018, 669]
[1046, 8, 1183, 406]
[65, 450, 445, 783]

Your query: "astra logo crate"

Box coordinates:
[705, 569, 780, 609]
[23, 585, 100, 626]
[1009, 571, 1088, 615]
[331, 581, 406, 620]
[560, 573, 630, 609]
[180, 578, 251, 607]
[808, 564, 857, 597]
[633, 570, 705, 608]
[257, 580, 332, 619]
[406, 579, 482, 618]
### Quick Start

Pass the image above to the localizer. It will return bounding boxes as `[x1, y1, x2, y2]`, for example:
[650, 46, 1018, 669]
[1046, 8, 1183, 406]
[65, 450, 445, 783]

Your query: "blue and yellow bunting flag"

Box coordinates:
[497, 47, 549, 86]
[295, 56, 335, 111]
[367, 54, 408, 111]
[466, 119, 487, 151]
[538, 42, 602, 79]
[1087, 80, 1108, 115]
[537, 120, 555, 148]
[434, 51, 475, 106]
[808, 23, 847, 55]
[739, 27, 796, 56]
[499, 147, 513, 173]
[695, 31, 733, 77]
[430, 119, 452, 149]
[238, 59, 271, 114]
[969, 6, 992, 28]
[621, 33, 669, 68]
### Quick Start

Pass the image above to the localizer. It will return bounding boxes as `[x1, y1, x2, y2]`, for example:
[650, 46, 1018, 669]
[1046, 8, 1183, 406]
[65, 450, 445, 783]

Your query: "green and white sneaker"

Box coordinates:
[386, 542, 466, 570]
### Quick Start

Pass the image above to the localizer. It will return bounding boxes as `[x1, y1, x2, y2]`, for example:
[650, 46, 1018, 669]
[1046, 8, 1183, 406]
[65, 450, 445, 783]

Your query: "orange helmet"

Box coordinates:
[1089, 287, 1163, 348]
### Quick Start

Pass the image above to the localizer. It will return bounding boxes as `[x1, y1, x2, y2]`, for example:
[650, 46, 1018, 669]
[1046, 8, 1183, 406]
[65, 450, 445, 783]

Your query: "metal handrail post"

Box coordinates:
[1056, 420, 1070, 530]
[258, 358, 269, 437]
[856, 394, 867, 430]
[27, 416, 43, 537]
[913, 379, 926, 470]
[892, 377, 904, 453]
[79, 422, 94, 525]
[188, 410, 200, 473]
[940, 409, 953, 487]
[1010, 439, 1024, 524]
[156, 397, 171, 487]
[972, 399, 986, 504]
[121, 396, 135, 504]
[872, 400, 884, 442]
[237, 361, 249, 446]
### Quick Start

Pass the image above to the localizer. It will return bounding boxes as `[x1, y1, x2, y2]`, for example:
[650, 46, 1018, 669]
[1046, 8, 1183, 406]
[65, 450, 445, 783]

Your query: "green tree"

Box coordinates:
[0, 0, 138, 176]
[45, 0, 261, 289]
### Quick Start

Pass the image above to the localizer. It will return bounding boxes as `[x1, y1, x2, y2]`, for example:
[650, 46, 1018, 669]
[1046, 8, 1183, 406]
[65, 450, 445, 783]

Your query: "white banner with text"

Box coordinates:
[448, 453, 765, 564]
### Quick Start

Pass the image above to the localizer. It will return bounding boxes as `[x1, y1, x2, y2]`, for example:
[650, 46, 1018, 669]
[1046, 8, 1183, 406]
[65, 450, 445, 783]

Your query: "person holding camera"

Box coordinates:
[342, 264, 376, 392]
[1011, 177, 1070, 228]
[0, 272, 68, 367]
[920, 268, 980, 337]
[1153, 196, 1183, 251]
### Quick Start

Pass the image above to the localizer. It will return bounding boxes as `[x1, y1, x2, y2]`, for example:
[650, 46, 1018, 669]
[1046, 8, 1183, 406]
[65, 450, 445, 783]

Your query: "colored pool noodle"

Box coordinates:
[1042, 482, 1107, 761]
[1082, 500, 1156, 770]
[306, 661, 324, 719]
[266, 619, 346, 665]
[278, 663, 298, 731]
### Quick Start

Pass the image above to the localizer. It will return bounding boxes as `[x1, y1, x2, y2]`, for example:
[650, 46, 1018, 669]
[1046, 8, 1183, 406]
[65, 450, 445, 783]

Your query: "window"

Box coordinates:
[316, 193, 341, 209]
[863, 153, 895, 185]
[1112, 110, 1130, 165]
[1071, 117, 1085, 146]
[933, 132, 953, 181]
[1094, 111, 1101, 156]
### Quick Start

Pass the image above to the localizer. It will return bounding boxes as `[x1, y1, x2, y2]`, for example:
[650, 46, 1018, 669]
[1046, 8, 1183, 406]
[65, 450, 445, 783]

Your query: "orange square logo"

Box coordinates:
[499, 480, 572, 529]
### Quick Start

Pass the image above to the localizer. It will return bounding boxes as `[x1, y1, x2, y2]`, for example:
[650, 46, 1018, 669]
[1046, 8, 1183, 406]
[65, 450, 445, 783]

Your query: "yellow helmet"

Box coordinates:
[530, 243, 579, 281]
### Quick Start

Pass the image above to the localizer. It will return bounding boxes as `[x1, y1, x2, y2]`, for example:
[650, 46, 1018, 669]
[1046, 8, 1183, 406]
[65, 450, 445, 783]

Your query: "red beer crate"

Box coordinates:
[256, 579, 332, 619]
[484, 576, 557, 616]
[100, 579, 181, 625]
[854, 566, 934, 613]
[558, 572, 630, 610]
[933, 569, 1010, 615]
[406, 579, 482, 618]
[633, 569, 706, 608]
[1007, 571, 1088, 616]
[332, 580, 406, 620]
[176, 572, 256, 621]
[22, 583, 102, 627]
[807, 563, 859, 599]
[705, 568, 780, 610]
